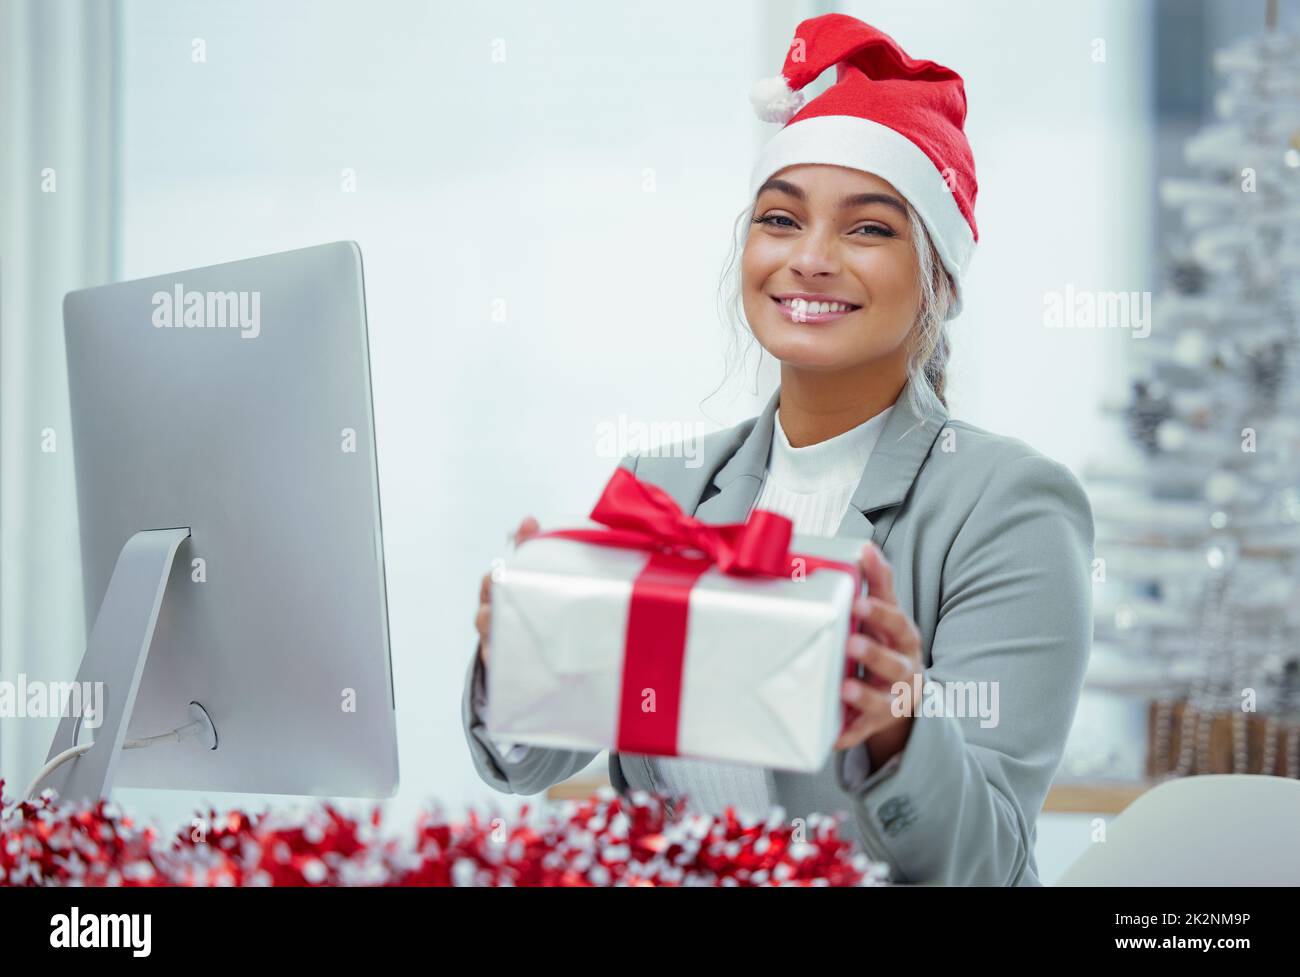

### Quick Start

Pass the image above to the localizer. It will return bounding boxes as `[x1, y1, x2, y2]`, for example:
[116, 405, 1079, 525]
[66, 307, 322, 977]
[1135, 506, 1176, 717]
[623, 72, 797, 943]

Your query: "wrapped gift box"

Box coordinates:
[486, 469, 866, 772]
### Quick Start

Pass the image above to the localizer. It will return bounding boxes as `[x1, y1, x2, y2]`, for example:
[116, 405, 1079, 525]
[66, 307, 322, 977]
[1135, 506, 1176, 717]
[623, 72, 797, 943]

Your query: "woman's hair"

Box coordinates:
[714, 196, 955, 420]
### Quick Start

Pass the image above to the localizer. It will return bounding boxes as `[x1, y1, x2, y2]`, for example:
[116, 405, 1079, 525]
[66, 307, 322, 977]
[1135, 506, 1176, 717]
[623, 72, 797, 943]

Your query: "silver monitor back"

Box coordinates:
[63, 241, 398, 797]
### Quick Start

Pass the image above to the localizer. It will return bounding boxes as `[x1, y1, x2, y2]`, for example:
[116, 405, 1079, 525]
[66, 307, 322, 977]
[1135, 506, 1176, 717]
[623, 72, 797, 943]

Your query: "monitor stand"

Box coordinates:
[42, 526, 210, 804]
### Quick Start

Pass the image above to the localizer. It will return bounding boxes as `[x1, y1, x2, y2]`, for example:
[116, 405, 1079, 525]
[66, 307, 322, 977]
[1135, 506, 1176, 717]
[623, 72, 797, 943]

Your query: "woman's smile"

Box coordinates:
[770, 291, 863, 324]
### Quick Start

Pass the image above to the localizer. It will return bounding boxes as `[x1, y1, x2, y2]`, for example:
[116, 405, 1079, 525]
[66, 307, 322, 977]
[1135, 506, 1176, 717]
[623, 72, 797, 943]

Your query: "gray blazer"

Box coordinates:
[462, 376, 1095, 885]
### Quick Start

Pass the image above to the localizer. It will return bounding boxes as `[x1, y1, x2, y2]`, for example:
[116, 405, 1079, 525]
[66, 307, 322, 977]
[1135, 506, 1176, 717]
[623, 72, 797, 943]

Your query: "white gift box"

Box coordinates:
[486, 525, 866, 772]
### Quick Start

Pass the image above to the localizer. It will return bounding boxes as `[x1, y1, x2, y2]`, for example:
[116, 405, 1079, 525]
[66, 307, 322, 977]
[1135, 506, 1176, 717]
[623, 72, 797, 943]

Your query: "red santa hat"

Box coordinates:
[749, 14, 978, 319]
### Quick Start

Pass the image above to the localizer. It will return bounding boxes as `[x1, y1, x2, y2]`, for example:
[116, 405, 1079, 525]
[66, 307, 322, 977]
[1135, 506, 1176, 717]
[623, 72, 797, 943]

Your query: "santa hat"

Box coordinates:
[749, 14, 977, 319]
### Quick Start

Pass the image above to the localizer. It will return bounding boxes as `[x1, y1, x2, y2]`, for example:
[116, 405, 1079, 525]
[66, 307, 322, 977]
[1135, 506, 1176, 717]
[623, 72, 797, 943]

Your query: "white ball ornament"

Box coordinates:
[1205, 470, 1240, 506]
[1156, 418, 1187, 452]
[1172, 329, 1207, 368]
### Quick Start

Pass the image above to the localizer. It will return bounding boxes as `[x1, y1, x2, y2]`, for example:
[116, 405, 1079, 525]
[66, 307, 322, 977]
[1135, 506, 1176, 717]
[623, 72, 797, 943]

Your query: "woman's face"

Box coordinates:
[741, 164, 921, 375]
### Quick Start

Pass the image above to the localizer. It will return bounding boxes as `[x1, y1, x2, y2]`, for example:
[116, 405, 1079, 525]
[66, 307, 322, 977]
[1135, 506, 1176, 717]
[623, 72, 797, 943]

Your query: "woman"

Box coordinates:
[463, 13, 1094, 886]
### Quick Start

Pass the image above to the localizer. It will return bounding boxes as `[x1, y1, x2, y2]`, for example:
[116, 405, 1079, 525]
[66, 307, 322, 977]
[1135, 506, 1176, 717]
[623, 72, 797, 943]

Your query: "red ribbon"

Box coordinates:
[526, 467, 862, 756]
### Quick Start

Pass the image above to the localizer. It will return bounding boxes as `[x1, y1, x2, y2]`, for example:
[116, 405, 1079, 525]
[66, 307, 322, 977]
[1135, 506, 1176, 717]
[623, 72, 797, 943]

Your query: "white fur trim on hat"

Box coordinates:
[748, 114, 976, 319]
[749, 75, 806, 125]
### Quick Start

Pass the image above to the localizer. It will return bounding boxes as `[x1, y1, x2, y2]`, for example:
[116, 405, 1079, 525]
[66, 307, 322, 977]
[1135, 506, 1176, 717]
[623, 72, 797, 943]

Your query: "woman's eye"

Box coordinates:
[752, 215, 894, 237]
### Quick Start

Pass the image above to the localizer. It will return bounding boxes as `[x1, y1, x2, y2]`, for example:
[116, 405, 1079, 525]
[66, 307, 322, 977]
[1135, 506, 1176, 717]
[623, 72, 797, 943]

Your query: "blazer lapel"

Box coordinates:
[836, 376, 950, 546]
[690, 377, 950, 547]
[689, 386, 780, 524]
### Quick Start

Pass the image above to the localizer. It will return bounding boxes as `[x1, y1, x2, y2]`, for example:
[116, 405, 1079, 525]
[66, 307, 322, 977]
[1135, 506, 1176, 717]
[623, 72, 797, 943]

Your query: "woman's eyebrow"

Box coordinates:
[840, 192, 908, 216]
[756, 179, 907, 216]
[757, 178, 806, 200]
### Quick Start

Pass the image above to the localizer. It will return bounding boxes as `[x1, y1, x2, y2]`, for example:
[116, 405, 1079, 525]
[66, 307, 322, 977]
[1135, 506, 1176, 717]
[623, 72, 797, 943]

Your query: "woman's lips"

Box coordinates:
[771, 295, 861, 323]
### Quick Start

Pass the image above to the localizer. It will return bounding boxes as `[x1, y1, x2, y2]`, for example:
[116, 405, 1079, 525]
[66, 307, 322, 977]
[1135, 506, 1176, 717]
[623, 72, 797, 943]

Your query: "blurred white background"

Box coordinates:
[10, 0, 1286, 882]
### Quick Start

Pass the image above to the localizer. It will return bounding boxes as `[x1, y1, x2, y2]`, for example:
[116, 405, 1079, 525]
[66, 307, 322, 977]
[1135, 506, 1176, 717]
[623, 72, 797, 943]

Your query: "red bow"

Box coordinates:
[533, 466, 801, 578]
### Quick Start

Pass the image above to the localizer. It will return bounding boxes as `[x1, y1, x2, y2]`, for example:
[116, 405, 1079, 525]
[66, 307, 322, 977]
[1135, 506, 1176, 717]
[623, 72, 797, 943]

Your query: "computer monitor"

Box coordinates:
[48, 241, 398, 801]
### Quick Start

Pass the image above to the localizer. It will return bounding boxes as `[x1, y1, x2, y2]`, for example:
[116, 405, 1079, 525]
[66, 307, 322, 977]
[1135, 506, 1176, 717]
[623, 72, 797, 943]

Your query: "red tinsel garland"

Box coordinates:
[0, 779, 888, 887]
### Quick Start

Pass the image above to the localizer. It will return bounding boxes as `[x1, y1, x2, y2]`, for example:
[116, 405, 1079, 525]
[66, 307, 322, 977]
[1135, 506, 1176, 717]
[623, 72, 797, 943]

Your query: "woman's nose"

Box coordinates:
[789, 231, 840, 278]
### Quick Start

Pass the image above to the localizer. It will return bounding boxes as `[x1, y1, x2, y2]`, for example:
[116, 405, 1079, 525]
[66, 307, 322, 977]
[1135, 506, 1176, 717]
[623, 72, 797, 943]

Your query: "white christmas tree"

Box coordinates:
[1083, 13, 1300, 781]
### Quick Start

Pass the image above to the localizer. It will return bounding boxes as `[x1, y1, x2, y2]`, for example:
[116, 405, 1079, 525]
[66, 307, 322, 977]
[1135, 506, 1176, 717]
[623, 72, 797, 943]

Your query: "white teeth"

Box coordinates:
[782, 298, 853, 314]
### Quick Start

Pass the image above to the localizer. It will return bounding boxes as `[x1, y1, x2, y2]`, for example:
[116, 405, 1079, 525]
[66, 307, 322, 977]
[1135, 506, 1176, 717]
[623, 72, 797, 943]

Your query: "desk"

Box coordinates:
[546, 775, 1155, 814]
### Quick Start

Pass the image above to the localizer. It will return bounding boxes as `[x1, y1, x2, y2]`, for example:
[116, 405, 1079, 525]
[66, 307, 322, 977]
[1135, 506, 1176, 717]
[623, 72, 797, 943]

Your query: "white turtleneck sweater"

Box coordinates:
[480, 400, 894, 814]
[648, 402, 893, 816]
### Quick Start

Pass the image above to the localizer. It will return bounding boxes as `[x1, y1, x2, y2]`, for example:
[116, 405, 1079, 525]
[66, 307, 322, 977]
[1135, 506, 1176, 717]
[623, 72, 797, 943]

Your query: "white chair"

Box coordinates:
[1057, 774, 1300, 885]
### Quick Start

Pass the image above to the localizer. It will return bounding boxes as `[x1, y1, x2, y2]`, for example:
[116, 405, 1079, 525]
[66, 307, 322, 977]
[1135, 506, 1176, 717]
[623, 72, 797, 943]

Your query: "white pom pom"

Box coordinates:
[749, 75, 805, 124]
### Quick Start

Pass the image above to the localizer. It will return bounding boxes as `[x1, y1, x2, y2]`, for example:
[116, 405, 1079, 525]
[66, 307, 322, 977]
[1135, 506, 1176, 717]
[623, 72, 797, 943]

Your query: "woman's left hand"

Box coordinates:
[833, 540, 924, 765]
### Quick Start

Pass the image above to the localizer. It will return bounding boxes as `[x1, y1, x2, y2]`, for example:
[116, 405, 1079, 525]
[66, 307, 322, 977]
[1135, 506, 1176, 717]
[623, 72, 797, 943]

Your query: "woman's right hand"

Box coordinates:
[477, 516, 541, 667]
